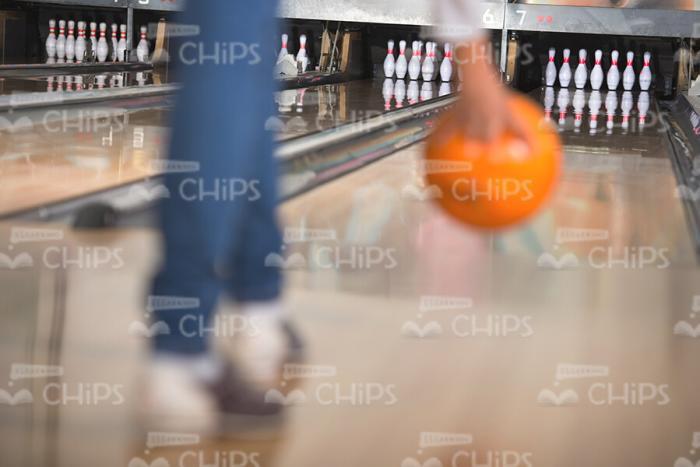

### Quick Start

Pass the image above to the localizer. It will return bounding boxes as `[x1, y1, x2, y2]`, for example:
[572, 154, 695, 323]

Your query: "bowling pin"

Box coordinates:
[639, 52, 652, 91]
[440, 43, 453, 82]
[66, 20, 75, 62]
[407, 80, 420, 104]
[545, 48, 557, 87]
[46, 19, 57, 59]
[559, 48, 572, 88]
[136, 25, 149, 62]
[623, 51, 635, 91]
[384, 40, 396, 78]
[296, 34, 309, 72]
[278, 34, 289, 63]
[65, 20, 75, 61]
[75, 21, 86, 62]
[605, 91, 618, 132]
[557, 88, 570, 126]
[97, 23, 109, 62]
[638, 91, 650, 128]
[573, 89, 586, 131]
[544, 86, 555, 121]
[408, 41, 422, 81]
[422, 42, 435, 82]
[590, 50, 604, 90]
[607, 50, 620, 90]
[574, 49, 588, 89]
[439, 82, 452, 97]
[56, 20, 66, 60]
[621, 91, 633, 130]
[45, 19, 56, 58]
[417, 42, 427, 78]
[396, 40, 408, 80]
[111, 24, 119, 61]
[117, 24, 127, 62]
[89, 22, 97, 57]
[395, 79, 406, 108]
[589, 90, 602, 133]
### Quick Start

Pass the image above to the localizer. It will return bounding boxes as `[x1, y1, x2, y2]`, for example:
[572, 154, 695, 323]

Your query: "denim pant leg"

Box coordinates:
[226, 127, 283, 303]
[151, 0, 280, 355]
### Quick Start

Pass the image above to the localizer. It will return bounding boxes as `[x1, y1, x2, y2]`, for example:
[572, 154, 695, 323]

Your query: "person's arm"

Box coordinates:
[434, 0, 533, 147]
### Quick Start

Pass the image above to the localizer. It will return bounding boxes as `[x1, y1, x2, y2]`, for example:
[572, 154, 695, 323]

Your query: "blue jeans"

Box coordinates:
[151, 0, 282, 355]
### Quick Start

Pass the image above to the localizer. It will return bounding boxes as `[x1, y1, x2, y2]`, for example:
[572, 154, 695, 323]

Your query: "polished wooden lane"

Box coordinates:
[0, 104, 170, 217]
[0, 79, 442, 217]
[0, 134, 698, 466]
[274, 79, 444, 140]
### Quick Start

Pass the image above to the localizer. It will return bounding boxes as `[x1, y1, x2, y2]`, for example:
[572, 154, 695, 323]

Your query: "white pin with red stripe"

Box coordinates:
[559, 48, 572, 88]
[278, 34, 289, 63]
[545, 48, 557, 87]
[607, 50, 620, 90]
[97, 23, 109, 62]
[574, 49, 588, 89]
[46, 19, 57, 59]
[639, 52, 652, 91]
[623, 51, 635, 91]
[384, 40, 396, 78]
[590, 50, 604, 90]
[396, 41, 408, 79]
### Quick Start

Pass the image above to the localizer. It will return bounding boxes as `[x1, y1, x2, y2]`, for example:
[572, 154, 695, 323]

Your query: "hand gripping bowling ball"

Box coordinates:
[425, 94, 562, 230]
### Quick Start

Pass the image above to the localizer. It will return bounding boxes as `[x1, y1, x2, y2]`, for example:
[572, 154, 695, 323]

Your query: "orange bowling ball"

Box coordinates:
[425, 93, 562, 230]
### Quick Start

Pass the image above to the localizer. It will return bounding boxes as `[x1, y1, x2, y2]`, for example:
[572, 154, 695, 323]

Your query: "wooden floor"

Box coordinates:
[0, 105, 169, 216]
[0, 137, 699, 466]
[0, 79, 405, 218]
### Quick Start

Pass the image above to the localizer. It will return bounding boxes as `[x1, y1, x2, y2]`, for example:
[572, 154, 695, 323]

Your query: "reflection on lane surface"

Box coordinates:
[0, 79, 456, 215]
[272, 79, 456, 139]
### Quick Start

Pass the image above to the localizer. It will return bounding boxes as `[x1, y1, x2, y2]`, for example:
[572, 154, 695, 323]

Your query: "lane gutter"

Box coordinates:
[660, 95, 700, 261]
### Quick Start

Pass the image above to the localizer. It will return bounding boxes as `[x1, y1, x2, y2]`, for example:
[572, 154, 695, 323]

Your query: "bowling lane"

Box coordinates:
[0, 102, 171, 217]
[271, 138, 700, 466]
[537, 87, 661, 147]
[0, 79, 452, 217]
[0, 117, 698, 467]
[275, 78, 452, 139]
